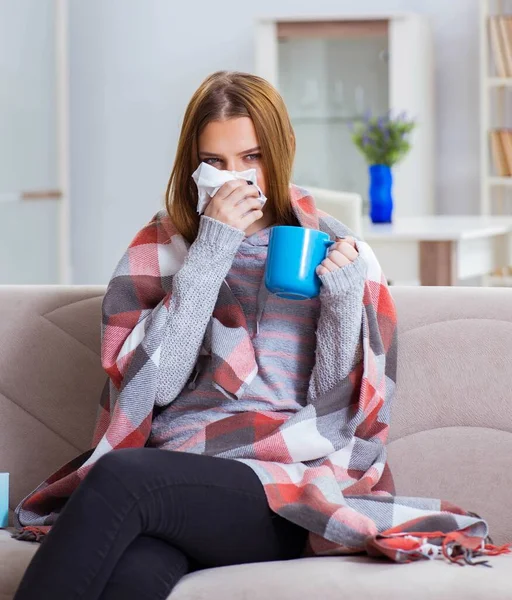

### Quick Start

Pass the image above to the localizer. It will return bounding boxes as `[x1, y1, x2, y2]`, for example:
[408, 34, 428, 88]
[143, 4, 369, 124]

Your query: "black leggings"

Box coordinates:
[14, 449, 308, 600]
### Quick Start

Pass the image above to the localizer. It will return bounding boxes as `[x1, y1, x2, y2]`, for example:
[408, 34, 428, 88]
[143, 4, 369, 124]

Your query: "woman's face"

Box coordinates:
[198, 117, 267, 197]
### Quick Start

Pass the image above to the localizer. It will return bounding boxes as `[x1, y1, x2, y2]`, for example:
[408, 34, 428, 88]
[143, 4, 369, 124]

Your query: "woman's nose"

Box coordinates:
[225, 159, 243, 172]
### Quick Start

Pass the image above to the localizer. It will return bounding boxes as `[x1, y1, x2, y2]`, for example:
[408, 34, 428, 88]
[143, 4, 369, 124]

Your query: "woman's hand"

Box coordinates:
[204, 179, 264, 232]
[316, 237, 358, 276]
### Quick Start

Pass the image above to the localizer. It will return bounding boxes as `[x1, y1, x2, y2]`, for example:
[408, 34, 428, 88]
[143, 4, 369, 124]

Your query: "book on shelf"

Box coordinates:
[488, 16, 512, 77]
[499, 17, 512, 76]
[490, 129, 510, 176]
[490, 16, 508, 77]
[500, 129, 512, 174]
[507, 17, 512, 74]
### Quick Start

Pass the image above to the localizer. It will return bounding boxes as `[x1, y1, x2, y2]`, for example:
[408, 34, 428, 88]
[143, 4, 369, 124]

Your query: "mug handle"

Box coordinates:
[325, 236, 346, 251]
[324, 240, 335, 254]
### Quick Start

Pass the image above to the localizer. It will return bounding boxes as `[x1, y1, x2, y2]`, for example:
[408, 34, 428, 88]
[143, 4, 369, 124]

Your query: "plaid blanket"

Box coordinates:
[12, 185, 510, 566]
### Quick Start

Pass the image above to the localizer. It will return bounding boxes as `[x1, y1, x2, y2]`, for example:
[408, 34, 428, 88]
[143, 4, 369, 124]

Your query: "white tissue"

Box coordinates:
[191, 161, 267, 215]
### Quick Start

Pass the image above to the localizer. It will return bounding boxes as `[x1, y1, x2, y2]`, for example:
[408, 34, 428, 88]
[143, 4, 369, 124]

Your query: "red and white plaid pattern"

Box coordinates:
[12, 185, 510, 566]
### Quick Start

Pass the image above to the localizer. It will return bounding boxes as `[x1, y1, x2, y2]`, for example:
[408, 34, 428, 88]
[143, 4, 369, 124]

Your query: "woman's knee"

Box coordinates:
[84, 448, 151, 492]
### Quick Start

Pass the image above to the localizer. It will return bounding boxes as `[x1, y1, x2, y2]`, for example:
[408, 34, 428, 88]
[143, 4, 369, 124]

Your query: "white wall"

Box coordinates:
[69, 0, 481, 284]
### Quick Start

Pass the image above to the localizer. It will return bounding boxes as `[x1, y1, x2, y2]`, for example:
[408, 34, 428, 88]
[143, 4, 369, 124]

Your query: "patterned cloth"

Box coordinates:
[12, 185, 510, 566]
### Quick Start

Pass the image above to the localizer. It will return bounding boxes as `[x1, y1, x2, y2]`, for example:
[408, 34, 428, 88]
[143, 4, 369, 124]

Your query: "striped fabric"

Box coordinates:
[12, 185, 510, 566]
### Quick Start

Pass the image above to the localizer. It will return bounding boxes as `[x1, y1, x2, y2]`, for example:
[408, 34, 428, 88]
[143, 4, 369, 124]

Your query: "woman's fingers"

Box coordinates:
[338, 236, 357, 248]
[234, 196, 265, 217]
[234, 198, 266, 231]
[238, 208, 264, 231]
[210, 179, 248, 203]
[204, 180, 262, 230]
[316, 238, 359, 276]
[206, 180, 259, 213]
[328, 250, 351, 268]
[333, 241, 358, 262]
[319, 257, 339, 274]
[224, 180, 260, 206]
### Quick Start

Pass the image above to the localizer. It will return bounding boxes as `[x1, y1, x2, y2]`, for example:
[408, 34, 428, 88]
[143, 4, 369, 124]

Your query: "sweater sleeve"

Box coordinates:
[306, 250, 368, 402]
[155, 216, 244, 405]
[101, 214, 244, 406]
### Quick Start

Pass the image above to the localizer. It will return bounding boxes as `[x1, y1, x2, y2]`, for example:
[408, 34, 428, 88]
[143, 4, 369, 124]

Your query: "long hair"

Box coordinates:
[165, 70, 299, 242]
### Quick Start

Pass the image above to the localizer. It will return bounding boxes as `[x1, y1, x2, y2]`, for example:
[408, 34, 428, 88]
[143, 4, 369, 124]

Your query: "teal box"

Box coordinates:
[0, 473, 8, 528]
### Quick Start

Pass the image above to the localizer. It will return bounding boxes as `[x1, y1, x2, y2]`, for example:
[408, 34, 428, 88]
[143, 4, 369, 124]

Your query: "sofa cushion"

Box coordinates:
[2, 528, 510, 600]
[171, 555, 512, 600]
[0, 530, 38, 600]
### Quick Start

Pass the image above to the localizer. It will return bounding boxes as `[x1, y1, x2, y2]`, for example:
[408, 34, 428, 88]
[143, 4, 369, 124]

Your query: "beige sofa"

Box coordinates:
[1, 285, 512, 599]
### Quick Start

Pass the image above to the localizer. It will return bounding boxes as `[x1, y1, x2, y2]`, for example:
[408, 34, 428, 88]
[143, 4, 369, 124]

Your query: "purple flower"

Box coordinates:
[396, 110, 408, 123]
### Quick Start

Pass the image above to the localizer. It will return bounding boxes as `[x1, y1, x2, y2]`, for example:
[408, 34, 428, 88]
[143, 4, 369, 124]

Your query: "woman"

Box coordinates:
[13, 71, 500, 600]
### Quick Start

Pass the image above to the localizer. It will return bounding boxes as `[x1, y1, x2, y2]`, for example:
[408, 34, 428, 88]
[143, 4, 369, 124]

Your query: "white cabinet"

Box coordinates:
[255, 14, 435, 217]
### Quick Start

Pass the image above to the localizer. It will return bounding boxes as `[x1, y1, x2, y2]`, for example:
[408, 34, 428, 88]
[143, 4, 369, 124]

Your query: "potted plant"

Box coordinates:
[351, 111, 415, 223]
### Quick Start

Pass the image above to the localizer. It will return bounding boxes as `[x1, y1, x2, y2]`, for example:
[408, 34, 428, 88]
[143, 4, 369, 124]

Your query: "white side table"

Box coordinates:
[362, 216, 512, 285]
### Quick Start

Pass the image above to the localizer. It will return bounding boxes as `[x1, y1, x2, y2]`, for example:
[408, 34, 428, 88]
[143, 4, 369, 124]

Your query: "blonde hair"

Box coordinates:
[165, 70, 298, 242]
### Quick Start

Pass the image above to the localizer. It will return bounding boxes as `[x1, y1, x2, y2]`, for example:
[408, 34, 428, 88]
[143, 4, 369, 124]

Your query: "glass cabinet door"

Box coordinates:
[278, 28, 389, 201]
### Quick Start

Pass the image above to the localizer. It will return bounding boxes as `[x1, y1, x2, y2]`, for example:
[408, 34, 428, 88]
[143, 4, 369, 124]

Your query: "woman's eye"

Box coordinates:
[202, 154, 260, 165]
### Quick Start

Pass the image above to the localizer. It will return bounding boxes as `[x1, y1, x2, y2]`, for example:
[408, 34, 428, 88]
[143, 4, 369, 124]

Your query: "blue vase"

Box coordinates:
[369, 164, 393, 223]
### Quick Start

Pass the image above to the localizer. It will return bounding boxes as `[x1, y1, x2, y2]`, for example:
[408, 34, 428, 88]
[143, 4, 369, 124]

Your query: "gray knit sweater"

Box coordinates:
[149, 216, 367, 451]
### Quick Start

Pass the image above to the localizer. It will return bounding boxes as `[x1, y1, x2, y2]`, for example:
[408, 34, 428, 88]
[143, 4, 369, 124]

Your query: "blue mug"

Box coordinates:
[265, 226, 334, 300]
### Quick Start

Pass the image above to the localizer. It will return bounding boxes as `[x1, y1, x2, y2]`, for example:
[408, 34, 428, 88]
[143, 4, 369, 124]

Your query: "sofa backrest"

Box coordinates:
[0, 286, 105, 526]
[1, 285, 511, 544]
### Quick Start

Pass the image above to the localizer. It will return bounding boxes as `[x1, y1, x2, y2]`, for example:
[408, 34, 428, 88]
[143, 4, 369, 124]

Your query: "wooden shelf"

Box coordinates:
[488, 176, 512, 185]
[488, 77, 512, 87]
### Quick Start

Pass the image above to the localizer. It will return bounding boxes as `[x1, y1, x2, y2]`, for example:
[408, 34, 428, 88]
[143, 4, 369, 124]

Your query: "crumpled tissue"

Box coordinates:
[191, 161, 267, 215]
